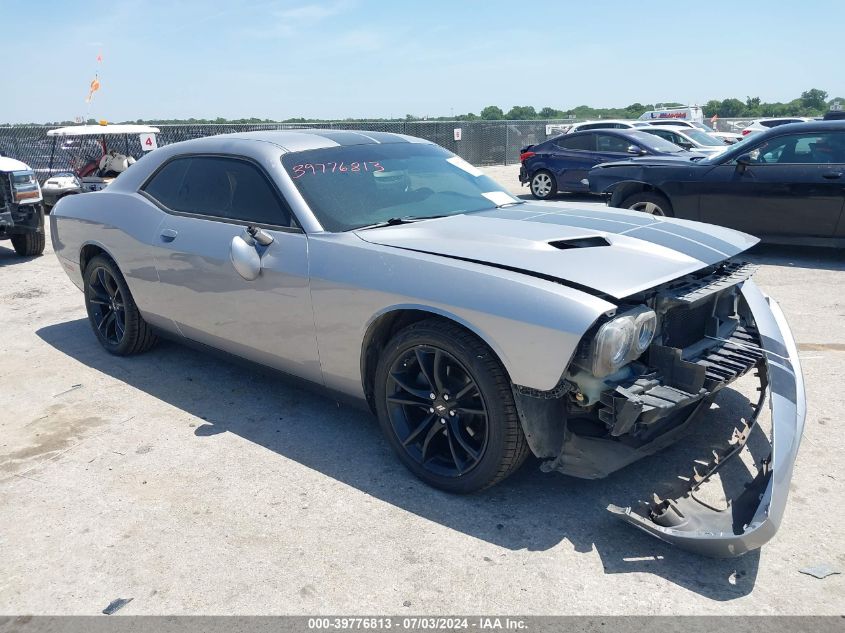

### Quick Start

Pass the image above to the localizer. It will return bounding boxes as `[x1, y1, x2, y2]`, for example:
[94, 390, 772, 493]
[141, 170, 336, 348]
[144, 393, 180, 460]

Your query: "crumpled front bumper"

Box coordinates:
[609, 279, 806, 557]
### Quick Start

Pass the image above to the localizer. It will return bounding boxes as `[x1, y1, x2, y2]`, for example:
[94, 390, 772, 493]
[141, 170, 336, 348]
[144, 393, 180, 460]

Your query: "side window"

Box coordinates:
[749, 133, 845, 165]
[556, 134, 595, 151]
[144, 156, 294, 227]
[595, 134, 631, 153]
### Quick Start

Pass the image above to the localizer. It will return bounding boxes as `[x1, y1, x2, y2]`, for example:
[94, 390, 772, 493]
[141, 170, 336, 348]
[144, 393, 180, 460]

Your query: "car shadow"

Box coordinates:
[0, 243, 38, 267]
[37, 318, 764, 600]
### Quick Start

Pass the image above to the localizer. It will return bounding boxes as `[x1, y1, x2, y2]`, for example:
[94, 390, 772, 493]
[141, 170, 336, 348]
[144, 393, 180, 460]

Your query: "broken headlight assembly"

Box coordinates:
[587, 306, 657, 377]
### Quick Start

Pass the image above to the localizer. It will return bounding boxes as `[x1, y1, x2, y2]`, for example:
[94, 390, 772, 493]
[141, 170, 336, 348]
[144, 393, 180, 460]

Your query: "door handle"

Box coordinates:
[160, 228, 178, 242]
[821, 172, 842, 180]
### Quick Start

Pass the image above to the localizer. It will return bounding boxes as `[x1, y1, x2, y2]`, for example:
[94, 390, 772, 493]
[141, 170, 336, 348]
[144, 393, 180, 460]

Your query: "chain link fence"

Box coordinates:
[0, 118, 759, 181]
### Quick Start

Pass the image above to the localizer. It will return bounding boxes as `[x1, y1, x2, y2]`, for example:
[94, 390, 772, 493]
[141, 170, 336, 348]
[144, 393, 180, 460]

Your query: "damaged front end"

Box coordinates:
[513, 261, 805, 557]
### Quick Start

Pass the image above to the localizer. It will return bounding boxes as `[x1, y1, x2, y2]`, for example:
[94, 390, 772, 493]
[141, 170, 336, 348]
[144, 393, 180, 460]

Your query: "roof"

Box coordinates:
[0, 156, 32, 172]
[47, 124, 161, 137]
[224, 129, 427, 152]
[572, 119, 636, 126]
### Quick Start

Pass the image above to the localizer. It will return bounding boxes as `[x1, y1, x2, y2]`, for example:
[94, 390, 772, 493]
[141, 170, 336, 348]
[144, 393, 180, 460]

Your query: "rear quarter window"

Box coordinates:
[142, 158, 190, 208]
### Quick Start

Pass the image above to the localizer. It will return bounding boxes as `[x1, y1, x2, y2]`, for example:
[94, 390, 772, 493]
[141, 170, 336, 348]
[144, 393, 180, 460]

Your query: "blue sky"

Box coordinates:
[2, 0, 843, 123]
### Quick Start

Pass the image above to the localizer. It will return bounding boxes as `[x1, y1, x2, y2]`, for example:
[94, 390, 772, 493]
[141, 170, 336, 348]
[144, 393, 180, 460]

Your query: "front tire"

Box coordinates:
[620, 191, 673, 217]
[11, 232, 45, 256]
[529, 170, 557, 200]
[83, 254, 158, 355]
[374, 319, 529, 493]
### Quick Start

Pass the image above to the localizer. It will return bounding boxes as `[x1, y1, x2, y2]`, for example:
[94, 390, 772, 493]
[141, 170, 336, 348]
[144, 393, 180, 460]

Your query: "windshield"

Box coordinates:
[626, 131, 685, 153]
[281, 143, 520, 231]
[683, 129, 726, 146]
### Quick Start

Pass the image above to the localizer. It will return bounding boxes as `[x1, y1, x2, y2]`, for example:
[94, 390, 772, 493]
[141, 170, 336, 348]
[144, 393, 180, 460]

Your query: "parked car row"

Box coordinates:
[519, 128, 706, 199]
[519, 119, 845, 246]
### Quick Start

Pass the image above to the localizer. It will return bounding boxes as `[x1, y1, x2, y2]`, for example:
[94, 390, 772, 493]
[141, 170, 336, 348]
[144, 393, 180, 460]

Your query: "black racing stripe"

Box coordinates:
[546, 205, 658, 226]
[652, 220, 742, 256]
[296, 130, 387, 146]
[528, 212, 641, 233]
[767, 361, 797, 405]
[759, 334, 793, 366]
[352, 131, 410, 144]
[625, 225, 725, 264]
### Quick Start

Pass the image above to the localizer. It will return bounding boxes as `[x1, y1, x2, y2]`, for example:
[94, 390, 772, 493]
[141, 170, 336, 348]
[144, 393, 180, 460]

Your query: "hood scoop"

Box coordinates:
[549, 236, 611, 250]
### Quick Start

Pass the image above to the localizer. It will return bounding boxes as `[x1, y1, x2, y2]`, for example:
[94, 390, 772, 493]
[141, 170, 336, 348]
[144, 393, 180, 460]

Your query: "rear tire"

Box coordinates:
[530, 170, 557, 200]
[374, 319, 530, 493]
[11, 231, 45, 256]
[83, 254, 158, 356]
[620, 191, 673, 217]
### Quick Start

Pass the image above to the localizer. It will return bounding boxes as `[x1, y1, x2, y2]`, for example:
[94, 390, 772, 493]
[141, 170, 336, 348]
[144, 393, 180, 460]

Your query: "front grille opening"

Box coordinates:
[663, 300, 714, 349]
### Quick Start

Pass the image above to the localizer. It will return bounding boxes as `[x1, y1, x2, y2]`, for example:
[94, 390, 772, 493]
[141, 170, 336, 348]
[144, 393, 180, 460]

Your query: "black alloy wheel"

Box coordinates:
[87, 265, 127, 345]
[374, 319, 530, 493]
[83, 254, 158, 355]
[386, 345, 489, 478]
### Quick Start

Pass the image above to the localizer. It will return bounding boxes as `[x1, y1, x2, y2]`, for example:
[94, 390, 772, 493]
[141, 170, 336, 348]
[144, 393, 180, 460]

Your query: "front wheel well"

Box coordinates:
[361, 310, 506, 413]
[609, 181, 665, 208]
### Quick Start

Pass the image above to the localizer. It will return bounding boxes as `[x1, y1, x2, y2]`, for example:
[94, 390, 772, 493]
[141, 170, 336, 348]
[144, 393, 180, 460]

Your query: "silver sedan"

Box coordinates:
[50, 130, 805, 557]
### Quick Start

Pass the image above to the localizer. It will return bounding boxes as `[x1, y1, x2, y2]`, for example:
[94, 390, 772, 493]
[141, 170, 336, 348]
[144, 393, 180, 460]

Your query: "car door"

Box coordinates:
[698, 131, 845, 237]
[551, 132, 597, 190]
[141, 154, 323, 383]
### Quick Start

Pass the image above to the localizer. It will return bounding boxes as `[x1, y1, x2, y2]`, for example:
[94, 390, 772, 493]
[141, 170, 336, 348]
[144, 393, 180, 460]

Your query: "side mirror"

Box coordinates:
[627, 145, 644, 155]
[230, 234, 262, 281]
[736, 153, 753, 173]
[230, 226, 274, 281]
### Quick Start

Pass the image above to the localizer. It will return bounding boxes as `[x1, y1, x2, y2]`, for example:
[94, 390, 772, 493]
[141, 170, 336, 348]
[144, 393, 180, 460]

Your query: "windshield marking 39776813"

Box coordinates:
[281, 143, 519, 232]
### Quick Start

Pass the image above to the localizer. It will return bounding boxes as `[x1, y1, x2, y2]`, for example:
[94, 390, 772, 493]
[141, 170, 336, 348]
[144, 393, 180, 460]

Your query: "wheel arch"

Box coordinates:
[360, 306, 512, 414]
[79, 240, 118, 274]
[607, 180, 667, 208]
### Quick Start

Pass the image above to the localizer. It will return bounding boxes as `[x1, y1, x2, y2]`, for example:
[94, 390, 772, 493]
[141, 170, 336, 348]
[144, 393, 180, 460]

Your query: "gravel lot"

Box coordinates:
[1, 165, 844, 615]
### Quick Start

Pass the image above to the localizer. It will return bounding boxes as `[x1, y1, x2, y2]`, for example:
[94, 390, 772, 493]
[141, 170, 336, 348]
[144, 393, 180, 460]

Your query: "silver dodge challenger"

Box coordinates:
[50, 130, 805, 557]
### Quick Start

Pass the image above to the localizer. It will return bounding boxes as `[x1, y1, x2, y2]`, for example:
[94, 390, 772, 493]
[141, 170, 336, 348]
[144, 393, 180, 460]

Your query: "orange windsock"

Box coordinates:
[86, 75, 101, 103]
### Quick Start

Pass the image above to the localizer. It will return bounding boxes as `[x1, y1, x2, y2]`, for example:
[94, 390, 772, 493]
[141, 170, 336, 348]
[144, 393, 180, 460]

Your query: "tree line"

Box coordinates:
[4, 89, 841, 127]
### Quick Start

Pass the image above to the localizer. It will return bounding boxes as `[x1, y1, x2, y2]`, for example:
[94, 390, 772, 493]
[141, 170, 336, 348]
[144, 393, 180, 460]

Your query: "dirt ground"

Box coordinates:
[1, 171, 844, 614]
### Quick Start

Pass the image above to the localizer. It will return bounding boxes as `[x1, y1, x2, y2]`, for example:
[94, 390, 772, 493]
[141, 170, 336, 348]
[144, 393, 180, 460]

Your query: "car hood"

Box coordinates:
[355, 203, 758, 300]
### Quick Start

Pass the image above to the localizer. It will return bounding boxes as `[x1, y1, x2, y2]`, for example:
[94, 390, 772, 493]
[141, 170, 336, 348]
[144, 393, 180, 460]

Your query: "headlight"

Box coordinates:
[632, 309, 657, 355]
[11, 170, 41, 203]
[589, 307, 657, 377]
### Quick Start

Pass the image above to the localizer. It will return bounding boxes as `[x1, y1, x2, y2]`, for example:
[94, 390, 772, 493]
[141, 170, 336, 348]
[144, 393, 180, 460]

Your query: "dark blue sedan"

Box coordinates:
[519, 129, 696, 199]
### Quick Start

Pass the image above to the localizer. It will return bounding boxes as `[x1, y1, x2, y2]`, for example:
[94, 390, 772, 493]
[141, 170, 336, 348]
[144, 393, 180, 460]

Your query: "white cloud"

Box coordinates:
[243, 0, 354, 38]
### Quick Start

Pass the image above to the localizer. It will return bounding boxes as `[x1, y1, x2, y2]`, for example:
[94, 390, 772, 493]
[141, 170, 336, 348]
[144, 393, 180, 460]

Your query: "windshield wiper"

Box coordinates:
[354, 215, 448, 231]
[496, 200, 525, 208]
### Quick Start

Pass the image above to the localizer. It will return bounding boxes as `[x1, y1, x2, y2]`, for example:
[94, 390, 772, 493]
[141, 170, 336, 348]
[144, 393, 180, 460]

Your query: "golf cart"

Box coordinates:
[0, 155, 45, 256]
[41, 124, 159, 210]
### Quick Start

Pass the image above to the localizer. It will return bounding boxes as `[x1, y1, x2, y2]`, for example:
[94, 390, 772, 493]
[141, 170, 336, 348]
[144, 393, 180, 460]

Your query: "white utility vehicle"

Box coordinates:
[41, 124, 160, 210]
[0, 155, 45, 256]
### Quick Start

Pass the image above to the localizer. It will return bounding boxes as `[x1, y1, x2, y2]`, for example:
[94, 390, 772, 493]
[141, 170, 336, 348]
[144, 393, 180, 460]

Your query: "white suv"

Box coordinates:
[564, 120, 651, 134]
